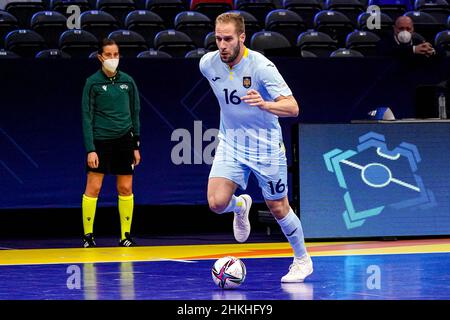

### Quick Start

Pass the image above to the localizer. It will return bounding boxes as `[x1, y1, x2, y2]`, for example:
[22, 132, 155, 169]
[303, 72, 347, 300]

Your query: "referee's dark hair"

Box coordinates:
[98, 38, 118, 54]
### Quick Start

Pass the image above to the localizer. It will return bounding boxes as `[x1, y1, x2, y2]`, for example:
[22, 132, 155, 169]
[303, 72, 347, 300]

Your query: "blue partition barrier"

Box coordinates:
[0, 57, 449, 209]
[294, 121, 450, 238]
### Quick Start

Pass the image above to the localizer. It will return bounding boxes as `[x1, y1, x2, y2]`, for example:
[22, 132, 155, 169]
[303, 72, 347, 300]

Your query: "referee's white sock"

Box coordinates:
[277, 209, 307, 259]
[221, 195, 246, 215]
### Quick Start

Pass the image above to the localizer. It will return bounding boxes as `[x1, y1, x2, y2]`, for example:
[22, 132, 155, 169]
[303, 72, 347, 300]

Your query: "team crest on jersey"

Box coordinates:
[102, 85, 107, 91]
[243, 77, 251, 88]
[120, 84, 129, 90]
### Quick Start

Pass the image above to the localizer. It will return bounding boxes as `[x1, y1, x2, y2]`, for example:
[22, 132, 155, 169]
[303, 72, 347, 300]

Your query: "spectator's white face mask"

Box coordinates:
[103, 58, 119, 73]
[397, 30, 412, 44]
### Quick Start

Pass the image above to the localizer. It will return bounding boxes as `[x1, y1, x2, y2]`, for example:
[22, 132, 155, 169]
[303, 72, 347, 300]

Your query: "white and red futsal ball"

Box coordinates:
[211, 256, 246, 289]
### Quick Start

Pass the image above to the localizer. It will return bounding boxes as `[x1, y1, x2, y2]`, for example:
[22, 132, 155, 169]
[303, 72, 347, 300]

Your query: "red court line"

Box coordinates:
[180, 239, 450, 260]
[307, 238, 450, 252]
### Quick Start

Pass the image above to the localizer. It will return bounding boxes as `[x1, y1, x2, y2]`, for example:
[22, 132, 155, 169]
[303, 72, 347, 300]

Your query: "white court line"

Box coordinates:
[341, 160, 421, 192]
[376, 147, 401, 160]
[390, 178, 421, 192]
[154, 258, 198, 263]
[340, 160, 364, 170]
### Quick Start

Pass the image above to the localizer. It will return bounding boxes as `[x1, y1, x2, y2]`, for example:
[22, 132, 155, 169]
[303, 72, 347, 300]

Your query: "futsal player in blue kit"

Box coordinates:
[199, 13, 313, 282]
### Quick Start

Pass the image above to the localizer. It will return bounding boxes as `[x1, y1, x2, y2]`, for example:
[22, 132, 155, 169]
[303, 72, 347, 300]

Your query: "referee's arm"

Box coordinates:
[130, 78, 141, 150]
[81, 80, 96, 154]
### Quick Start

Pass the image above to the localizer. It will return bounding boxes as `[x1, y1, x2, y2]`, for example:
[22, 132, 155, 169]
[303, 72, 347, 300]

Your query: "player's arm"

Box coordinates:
[242, 60, 299, 117]
[241, 89, 299, 117]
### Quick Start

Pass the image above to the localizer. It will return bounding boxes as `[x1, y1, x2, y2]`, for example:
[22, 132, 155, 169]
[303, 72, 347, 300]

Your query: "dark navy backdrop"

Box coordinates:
[0, 57, 449, 209]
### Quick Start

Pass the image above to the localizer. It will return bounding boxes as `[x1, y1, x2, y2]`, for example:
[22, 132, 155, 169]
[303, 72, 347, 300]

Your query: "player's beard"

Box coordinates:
[220, 42, 241, 64]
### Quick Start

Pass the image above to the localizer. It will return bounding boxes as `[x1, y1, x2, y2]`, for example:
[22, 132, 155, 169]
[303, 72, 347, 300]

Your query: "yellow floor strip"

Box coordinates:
[0, 240, 450, 266]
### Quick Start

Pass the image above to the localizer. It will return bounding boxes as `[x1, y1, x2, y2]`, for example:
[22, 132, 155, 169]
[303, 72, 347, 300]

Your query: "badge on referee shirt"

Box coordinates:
[243, 77, 251, 88]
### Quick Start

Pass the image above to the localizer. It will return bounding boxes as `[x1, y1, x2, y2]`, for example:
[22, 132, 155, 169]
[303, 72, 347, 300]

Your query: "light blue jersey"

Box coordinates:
[199, 48, 292, 161]
[200, 48, 293, 200]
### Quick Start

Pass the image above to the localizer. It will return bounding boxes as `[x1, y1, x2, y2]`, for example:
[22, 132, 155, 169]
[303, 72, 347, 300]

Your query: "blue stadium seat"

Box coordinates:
[96, 0, 135, 27]
[154, 29, 196, 57]
[368, 0, 409, 22]
[434, 29, 450, 55]
[50, 0, 91, 17]
[346, 30, 380, 56]
[227, 10, 260, 46]
[174, 11, 213, 47]
[250, 30, 291, 55]
[0, 11, 19, 49]
[0, 48, 20, 58]
[203, 30, 217, 50]
[145, 0, 187, 28]
[283, 0, 323, 29]
[80, 10, 119, 41]
[59, 29, 98, 57]
[297, 30, 338, 57]
[35, 48, 71, 58]
[88, 49, 99, 58]
[5, 1, 45, 28]
[31, 11, 67, 48]
[5, 29, 47, 57]
[265, 9, 306, 46]
[314, 10, 355, 47]
[330, 47, 364, 56]
[325, 0, 364, 25]
[190, 0, 233, 20]
[404, 10, 444, 43]
[137, 48, 173, 57]
[184, 47, 209, 57]
[234, 0, 276, 25]
[357, 11, 393, 43]
[415, 0, 450, 25]
[125, 10, 165, 48]
[107, 29, 148, 57]
[300, 49, 317, 56]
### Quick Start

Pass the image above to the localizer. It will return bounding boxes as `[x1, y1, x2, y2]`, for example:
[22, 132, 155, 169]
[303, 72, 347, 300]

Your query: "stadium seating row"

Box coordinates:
[1, 0, 449, 28]
[1, 0, 450, 58]
[1, 27, 450, 58]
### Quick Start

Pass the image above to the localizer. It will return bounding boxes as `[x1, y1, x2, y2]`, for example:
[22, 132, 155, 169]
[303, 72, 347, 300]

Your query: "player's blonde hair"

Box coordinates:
[216, 12, 245, 35]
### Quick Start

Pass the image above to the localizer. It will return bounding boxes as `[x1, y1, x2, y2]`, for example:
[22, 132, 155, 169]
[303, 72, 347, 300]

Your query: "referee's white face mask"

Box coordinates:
[99, 43, 120, 73]
[103, 58, 119, 73]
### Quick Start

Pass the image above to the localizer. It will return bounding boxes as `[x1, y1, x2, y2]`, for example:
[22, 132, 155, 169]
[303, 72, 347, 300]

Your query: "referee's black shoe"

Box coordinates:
[119, 232, 136, 247]
[82, 233, 97, 248]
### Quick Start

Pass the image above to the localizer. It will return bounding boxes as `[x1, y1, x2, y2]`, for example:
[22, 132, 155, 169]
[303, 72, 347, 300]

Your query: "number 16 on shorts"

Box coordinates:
[268, 179, 286, 195]
[256, 163, 288, 200]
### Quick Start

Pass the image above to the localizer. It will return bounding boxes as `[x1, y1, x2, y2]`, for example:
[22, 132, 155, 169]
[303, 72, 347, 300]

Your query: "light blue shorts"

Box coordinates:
[209, 141, 288, 200]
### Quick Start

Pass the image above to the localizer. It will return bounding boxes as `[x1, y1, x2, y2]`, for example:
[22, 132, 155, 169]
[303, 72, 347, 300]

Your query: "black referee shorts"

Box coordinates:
[87, 131, 135, 175]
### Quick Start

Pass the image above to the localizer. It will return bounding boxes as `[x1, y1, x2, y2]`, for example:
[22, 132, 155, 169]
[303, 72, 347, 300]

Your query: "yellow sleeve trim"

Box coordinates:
[243, 47, 249, 58]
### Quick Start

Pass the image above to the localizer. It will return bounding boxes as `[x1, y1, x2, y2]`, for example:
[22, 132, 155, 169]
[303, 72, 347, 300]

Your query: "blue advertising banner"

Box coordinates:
[297, 122, 450, 238]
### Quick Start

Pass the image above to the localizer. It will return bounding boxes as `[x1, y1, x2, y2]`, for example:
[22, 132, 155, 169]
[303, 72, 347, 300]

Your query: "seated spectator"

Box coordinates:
[378, 16, 435, 58]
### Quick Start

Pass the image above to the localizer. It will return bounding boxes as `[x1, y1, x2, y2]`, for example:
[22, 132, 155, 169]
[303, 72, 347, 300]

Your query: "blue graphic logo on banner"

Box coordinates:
[323, 132, 436, 229]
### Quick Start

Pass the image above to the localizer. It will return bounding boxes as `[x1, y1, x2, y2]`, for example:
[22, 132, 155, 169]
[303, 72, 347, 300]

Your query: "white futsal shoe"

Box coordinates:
[281, 254, 313, 283]
[233, 194, 252, 243]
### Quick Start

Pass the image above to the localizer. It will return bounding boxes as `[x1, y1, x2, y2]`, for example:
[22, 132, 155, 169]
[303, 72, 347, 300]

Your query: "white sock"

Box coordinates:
[220, 195, 246, 214]
[277, 208, 307, 259]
